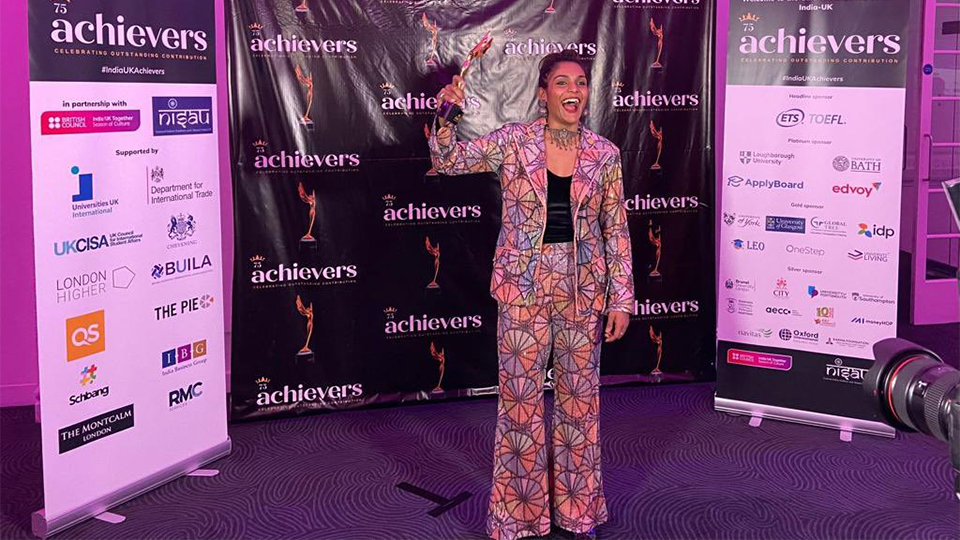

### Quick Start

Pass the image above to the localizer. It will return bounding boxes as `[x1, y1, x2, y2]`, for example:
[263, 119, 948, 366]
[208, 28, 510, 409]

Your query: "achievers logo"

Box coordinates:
[249, 255, 358, 289]
[612, 82, 700, 112]
[251, 139, 360, 173]
[255, 378, 364, 409]
[382, 194, 481, 225]
[383, 307, 483, 339]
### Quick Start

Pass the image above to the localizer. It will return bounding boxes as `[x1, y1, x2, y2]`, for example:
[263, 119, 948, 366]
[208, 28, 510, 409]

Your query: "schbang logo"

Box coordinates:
[152, 97, 213, 136]
[251, 139, 360, 173]
[612, 82, 700, 112]
[382, 194, 481, 225]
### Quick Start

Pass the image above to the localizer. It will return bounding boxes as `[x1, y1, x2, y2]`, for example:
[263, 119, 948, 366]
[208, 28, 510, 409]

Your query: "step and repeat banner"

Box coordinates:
[228, 0, 716, 420]
[717, 0, 908, 429]
[28, 0, 229, 535]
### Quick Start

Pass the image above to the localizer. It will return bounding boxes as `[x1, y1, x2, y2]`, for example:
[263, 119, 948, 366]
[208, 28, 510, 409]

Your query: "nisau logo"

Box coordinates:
[153, 97, 212, 136]
[776, 108, 846, 128]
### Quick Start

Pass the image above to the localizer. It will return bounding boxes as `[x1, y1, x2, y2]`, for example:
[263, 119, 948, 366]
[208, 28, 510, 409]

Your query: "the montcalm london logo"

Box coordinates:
[612, 81, 700, 112]
[251, 139, 360, 173]
[47, 9, 209, 55]
[383, 307, 483, 339]
[612, 0, 701, 9]
[379, 82, 480, 116]
[254, 378, 364, 409]
[247, 22, 358, 59]
[501, 27, 597, 58]
[248, 255, 358, 290]
[382, 194, 481, 226]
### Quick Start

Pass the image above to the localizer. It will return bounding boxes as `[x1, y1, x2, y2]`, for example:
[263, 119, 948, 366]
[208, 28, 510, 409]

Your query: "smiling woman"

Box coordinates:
[428, 49, 634, 540]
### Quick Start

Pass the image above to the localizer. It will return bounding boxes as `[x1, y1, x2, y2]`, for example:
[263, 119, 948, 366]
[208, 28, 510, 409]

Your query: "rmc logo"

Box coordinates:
[168, 381, 203, 408]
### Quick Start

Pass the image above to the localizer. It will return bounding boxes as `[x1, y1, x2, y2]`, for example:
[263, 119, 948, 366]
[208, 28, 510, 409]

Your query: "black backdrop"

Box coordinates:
[228, 0, 716, 421]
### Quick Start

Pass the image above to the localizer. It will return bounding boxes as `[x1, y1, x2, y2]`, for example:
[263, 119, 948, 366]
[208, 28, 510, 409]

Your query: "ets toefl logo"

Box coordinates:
[776, 108, 846, 128]
[251, 139, 360, 173]
[383, 307, 482, 338]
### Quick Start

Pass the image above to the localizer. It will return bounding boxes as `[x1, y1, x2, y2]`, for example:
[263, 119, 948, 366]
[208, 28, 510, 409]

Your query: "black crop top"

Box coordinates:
[543, 170, 574, 244]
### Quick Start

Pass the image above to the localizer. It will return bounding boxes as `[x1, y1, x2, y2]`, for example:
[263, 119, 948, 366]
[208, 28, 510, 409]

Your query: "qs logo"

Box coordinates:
[66, 310, 105, 361]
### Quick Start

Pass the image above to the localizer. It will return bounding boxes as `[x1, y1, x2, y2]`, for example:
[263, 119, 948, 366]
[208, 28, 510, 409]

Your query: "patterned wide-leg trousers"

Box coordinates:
[486, 242, 608, 540]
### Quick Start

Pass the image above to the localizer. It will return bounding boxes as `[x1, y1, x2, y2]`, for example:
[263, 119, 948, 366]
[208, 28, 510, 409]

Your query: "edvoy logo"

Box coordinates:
[777, 108, 846, 128]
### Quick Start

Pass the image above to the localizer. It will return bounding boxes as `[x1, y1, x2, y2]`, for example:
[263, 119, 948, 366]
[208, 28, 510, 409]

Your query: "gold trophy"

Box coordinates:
[436, 31, 493, 126]
[430, 341, 445, 392]
[295, 0, 309, 13]
[425, 236, 441, 291]
[296, 295, 315, 363]
[424, 124, 438, 177]
[422, 13, 439, 67]
[649, 18, 664, 69]
[294, 65, 314, 128]
[544, 0, 557, 13]
[649, 325, 663, 376]
[649, 120, 663, 170]
[648, 219, 662, 280]
[298, 182, 317, 252]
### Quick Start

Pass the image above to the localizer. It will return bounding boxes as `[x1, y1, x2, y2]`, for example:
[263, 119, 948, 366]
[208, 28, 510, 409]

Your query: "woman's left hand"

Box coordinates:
[604, 311, 630, 342]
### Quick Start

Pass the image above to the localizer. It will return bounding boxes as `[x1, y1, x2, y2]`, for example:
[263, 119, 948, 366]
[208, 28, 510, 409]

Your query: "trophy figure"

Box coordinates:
[422, 14, 439, 67]
[424, 124, 438, 178]
[649, 120, 663, 170]
[425, 236, 441, 291]
[294, 65, 314, 128]
[649, 325, 663, 376]
[298, 182, 318, 252]
[295, 0, 309, 13]
[648, 220, 662, 280]
[544, 0, 557, 13]
[649, 18, 664, 69]
[430, 341, 445, 392]
[296, 295, 315, 363]
[436, 32, 494, 126]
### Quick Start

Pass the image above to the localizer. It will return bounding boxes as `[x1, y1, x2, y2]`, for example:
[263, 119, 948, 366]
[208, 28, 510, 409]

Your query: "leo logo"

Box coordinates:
[66, 310, 105, 361]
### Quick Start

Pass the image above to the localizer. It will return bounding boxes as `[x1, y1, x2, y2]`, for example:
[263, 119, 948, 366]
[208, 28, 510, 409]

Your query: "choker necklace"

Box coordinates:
[545, 126, 580, 151]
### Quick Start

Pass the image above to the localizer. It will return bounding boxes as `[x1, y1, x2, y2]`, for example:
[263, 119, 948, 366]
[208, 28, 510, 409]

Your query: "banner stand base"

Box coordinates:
[715, 397, 895, 438]
[93, 512, 125, 524]
[31, 438, 231, 538]
[186, 469, 220, 477]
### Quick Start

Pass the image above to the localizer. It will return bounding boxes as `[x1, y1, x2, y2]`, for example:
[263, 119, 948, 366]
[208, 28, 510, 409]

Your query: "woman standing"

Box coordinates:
[430, 50, 634, 540]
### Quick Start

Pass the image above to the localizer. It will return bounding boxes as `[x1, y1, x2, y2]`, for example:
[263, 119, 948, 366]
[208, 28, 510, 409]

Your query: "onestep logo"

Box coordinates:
[66, 310, 105, 361]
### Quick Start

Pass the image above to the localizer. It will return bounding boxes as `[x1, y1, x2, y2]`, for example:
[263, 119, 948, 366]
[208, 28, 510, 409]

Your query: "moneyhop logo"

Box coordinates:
[776, 108, 846, 128]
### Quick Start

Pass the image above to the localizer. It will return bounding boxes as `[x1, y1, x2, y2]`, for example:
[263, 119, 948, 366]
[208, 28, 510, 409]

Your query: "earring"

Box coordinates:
[538, 100, 547, 117]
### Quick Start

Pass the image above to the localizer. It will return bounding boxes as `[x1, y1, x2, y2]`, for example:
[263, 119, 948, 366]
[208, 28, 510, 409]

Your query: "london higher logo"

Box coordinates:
[612, 82, 700, 112]
[251, 139, 360, 173]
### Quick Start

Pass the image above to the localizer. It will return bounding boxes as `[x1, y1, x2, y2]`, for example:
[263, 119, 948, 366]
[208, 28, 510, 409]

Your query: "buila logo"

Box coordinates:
[383, 307, 482, 338]
[251, 139, 360, 173]
[379, 82, 480, 116]
[382, 194, 481, 225]
[612, 82, 700, 112]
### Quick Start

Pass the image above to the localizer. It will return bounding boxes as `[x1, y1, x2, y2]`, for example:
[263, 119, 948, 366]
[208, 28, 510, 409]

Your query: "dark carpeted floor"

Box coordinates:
[2, 377, 958, 540]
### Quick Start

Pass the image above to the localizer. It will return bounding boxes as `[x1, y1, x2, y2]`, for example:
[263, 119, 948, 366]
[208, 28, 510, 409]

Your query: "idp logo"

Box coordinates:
[777, 109, 804, 127]
[66, 310, 105, 361]
[858, 223, 895, 238]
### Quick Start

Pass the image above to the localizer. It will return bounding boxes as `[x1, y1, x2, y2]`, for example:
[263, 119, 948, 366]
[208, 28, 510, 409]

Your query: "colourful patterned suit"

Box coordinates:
[429, 117, 634, 540]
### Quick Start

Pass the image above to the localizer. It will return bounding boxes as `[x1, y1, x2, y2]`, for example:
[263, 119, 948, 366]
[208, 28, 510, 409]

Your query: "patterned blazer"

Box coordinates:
[429, 117, 634, 314]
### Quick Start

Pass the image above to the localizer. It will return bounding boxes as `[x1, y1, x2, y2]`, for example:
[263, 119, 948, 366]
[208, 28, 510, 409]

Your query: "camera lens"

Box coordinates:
[865, 338, 960, 442]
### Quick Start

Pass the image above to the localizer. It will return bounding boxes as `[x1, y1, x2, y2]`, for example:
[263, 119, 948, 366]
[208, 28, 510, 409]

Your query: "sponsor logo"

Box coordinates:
[152, 97, 213, 136]
[732, 238, 764, 251]
[379, 82, 480, 116]
[824, 358, 868, 384]
[58, 404, 135, 454]
[826, 336, 870, 350]
[737, 328, 772, 339]
[851, 292, 895, 305]
[625, 193, 700, 215]
[69, 365, 109, 406]
[809, 216, 847, 237]
[42, 110, 140, 135]
[740, 28, 900, 56]
[66, 310, 105, 361]
[148, 167, 213, 205]
[766, 306, 801, 317]
[776, 108, 846, 128]
[738, 150, 795, 167]
[166, 212, 197, 249]
[161, 339, 208, 373]
[807, 285, 847, 300]
[857, 223, 895, 238]
[154, 294, 214, 321]
[726, 175, 804, 190]
[255, 378, 365, 408]
[56, 266, 134, 304]
[69, 165, 120, 218]
[382, 194, 482, 225]
[724, 278, 756, 292]
[502, 30, 597, 57]
[786, 244, 825, 257]
[54, 230, 143, 256]
[151, 254, 214, 283]
[247, 29, 359, 58]
[779, 328, 819, 344]
[773, 278, 790, 298]
[725, 297, 755, 316]
[612, 82, 700, 111]
[847, 249, 889, 262]
[851, 315, 894, 327]
[50, 13, 208, 51]
[833, 155, 882, 174]
[766, 216, 805, 234]
[814, 306, 836, 327]
[722, 212, 762, 229]
[832, 182, 881, 198]
[383, 307, 483, 338]
[633, 298, 700, 319]
[251, 139, 360, 173]
[249, 255, 358, 289]
[169, 381, 203, 410]
[727, 348, 792, 371]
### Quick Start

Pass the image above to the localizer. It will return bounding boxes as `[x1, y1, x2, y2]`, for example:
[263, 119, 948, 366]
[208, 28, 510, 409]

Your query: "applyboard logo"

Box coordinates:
[50, 13, 209, 52]
[255, 379, 365, 408]
[249, 256, 358, 289]
[382, 194, 481, 225]
[726, 175, 804, 191]
[612, 82, 700, 111]
[251, 139, 360, 173]
[383, 307, 483, 338]
[776, 109, 846, 128]
[739, 28, 901, 55]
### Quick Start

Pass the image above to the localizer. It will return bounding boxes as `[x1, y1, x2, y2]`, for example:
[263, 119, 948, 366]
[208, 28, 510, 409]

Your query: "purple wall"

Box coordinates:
[0, 0, 234, 407]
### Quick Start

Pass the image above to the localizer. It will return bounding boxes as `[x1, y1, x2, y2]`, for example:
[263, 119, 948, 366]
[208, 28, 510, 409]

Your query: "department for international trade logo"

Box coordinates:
[152, 97, 213, 136]
[66, 310, 105, 361]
